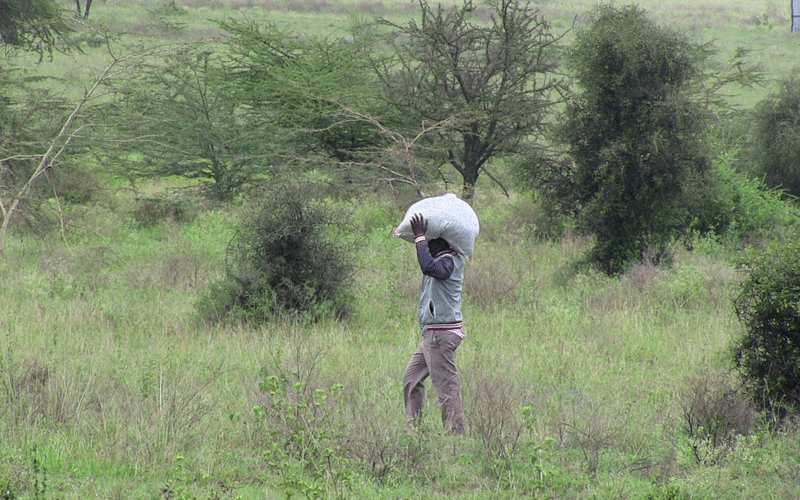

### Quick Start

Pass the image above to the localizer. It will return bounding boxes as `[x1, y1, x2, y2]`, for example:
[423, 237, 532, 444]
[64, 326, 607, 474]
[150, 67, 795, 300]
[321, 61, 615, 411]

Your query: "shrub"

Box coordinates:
[558, 4, 708, 275]
[731, 239, 800, 420]
[130, 191, 200, 227]
[255, 362, 352, 499]
[197, 181, 356, 324]
[680, 370, 755, 465]
[684, 147, 793, 244]
[749, 71, 800, 199]
[50, 162, 101, 205]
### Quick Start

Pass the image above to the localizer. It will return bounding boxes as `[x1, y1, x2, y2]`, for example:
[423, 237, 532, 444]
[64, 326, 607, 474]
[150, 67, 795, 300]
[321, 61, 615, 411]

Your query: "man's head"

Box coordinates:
[428, 237, 451, 256]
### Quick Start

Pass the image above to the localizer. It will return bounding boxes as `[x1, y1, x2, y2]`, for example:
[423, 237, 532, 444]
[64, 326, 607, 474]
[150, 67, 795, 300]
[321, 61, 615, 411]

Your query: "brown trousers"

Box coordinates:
[403, 329, 465, 435]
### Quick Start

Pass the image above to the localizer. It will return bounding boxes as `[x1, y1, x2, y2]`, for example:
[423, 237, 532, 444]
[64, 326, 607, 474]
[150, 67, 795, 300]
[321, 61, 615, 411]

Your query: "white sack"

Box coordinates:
[393, 193, 479, 261]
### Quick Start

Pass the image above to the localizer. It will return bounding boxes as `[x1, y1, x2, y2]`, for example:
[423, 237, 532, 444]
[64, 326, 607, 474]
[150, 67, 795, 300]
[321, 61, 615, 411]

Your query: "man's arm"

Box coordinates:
[415, 241, 454, 279]
[411, 213, 454, 280]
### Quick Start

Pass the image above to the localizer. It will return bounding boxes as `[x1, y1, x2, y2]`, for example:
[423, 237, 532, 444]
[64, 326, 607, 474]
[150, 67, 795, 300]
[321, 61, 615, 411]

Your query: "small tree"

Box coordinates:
[732, 241, 800, 421]
[198, 181, 356, 324]
[108, 46, 277, 201]
[557, 5, 708, 275]
[2, 41, 171, 252]
[377, 0, 566, 200]
[749, 71, 800, 199]
[221, 20, 396, 188]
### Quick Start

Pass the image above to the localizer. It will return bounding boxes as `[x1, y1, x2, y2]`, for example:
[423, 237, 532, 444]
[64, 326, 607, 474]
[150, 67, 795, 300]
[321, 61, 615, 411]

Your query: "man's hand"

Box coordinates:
[410, 213, 428, 238]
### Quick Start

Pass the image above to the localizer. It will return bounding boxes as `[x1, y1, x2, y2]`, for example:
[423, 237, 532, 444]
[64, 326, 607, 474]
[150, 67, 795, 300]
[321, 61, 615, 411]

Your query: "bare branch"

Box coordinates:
[0, 40, 196, 252]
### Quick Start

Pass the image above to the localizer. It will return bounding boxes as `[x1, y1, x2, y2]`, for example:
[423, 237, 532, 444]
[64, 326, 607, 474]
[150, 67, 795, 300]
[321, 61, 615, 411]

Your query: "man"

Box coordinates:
[402, 213, 466, 435]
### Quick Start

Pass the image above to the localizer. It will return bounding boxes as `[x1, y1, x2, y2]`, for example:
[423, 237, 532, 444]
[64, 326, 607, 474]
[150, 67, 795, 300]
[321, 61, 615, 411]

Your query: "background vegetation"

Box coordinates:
[3, 0, 800, 499]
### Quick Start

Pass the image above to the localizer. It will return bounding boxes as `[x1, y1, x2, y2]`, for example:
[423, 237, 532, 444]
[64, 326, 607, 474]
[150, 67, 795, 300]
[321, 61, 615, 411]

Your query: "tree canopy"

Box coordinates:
[557, 4, 709, 274]
[107, 46, 277, 201]
[377, 0, 566, 200]
[221, 20, 395, 190]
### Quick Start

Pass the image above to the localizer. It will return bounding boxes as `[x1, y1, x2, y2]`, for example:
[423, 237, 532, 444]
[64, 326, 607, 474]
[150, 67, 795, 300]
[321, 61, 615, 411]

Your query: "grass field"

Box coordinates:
[3, 189, 799, 499]
[79, 0, 800, 100]
[3, 0, 800, 499]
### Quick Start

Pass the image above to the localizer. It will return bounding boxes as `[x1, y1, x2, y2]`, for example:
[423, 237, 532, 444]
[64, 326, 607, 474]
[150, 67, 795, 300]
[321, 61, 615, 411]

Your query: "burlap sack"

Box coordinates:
[393, 193, 479, 261]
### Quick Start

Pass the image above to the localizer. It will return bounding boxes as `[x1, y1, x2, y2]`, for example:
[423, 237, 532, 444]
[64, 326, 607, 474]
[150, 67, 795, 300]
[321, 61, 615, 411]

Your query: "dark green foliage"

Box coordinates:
[683, 148, 792, 243]
[0, 0, 70, 58]
[732, 240, 800, 420]
[558, 5, 708, 275]
[749, 71, 800, 199]
[198, 181, 355, 324]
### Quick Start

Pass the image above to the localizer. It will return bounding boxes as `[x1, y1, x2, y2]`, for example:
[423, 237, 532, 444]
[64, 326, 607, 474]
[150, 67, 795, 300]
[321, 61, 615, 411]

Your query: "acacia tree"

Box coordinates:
[557, 5, 709, 275]
[376, 0, 566, 200]
[1, 42, 180, 252]
[1, 0, 72, 251]
[220, 20, 409, 191]
[108, 46, 279, 201]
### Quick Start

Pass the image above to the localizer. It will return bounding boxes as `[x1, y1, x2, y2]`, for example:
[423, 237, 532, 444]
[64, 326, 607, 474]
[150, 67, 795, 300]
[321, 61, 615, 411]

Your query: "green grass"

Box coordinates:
[2, 189, 800, 499]
[22, 0, 799, 110]
[5, 0, 800, 498]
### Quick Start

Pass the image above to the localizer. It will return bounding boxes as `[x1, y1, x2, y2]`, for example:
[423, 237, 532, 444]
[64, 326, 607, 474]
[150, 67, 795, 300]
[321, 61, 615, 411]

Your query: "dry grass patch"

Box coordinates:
[679, 370, 756, 465]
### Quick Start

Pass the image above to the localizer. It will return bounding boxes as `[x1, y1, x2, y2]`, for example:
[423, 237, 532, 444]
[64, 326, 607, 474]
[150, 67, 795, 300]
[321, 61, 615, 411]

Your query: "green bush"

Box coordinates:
[197, 181, 356, 324]
[749, 71, 800, 199]
[732, 239, 800, 420]
[558, 4, 708, 275]
[130, 191, 200, 227]
[684, 148, 793, 244]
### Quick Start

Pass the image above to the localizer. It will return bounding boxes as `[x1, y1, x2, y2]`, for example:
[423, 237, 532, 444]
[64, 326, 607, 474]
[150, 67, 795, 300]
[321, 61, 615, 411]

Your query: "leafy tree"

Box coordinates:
[749, 71, 800, 199]
[732, 240, 800, 420]
[557, 4, 708, 275]
[377, 0, 566, 200]
[221, 20, 399, 190]
[108, 46, 276, 201]
[197, 180, 356, 324]
[2, 40, 199, 251]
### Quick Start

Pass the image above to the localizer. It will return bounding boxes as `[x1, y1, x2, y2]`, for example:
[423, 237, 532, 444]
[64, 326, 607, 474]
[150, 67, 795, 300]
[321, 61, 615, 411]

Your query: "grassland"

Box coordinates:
[3, 188, 799, 499]
[3, 0, 800, 498]
[77, 0, 800, 102]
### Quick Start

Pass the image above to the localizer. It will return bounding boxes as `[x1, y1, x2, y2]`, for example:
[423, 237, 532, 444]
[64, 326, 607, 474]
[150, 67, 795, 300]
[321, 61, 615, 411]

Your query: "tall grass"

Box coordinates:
[2, 189, 799, 499]
[5, 1, 800, 497]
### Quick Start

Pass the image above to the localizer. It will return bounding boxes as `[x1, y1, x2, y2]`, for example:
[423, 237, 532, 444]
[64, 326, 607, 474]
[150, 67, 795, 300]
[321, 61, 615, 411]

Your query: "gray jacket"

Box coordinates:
[416, 247, 464, 330]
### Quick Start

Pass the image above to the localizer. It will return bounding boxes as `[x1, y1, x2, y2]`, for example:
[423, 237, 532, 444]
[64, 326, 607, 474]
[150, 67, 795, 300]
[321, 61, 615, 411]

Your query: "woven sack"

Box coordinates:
[393, 193, 479, 260]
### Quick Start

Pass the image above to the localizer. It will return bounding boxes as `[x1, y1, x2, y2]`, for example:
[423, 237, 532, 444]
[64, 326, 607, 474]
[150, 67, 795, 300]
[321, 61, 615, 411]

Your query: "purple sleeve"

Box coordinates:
[415, 242, 454, 280]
